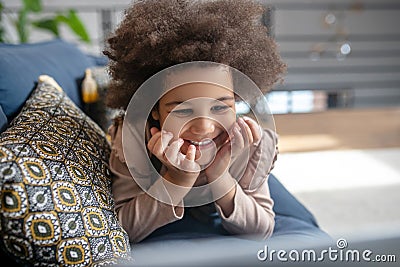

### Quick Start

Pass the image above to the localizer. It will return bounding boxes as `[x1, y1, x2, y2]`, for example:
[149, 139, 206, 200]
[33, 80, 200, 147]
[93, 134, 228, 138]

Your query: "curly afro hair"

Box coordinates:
[103, 0, 287, 110]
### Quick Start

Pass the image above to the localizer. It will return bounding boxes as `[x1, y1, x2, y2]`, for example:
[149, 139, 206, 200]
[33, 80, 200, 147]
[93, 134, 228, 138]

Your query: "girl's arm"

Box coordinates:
[214, 173, 275, 239]
[109, 119, 185, 243]
[212, 127, 278, 239]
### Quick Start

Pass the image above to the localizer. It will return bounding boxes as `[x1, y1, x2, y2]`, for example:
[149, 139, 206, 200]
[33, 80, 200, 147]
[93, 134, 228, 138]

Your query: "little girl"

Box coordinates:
[103, 0, 286, 243]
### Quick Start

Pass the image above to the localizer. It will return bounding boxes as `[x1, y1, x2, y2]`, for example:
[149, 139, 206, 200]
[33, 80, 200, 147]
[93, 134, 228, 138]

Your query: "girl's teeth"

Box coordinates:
[189, 139, 212, 146]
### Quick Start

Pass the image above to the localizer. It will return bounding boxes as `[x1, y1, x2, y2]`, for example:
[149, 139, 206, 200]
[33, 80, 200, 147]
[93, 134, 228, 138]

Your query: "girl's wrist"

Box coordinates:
[207, 171, 237, 200]
[164, 169, 198, 187]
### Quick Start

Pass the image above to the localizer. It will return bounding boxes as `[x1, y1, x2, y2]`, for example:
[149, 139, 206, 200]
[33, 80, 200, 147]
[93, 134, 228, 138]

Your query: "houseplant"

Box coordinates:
[0, 0, 90, 43]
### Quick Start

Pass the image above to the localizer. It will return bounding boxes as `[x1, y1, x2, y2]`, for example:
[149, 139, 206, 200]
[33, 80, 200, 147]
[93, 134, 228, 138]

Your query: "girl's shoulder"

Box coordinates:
[108, 113, 126, 163]
[108, 111, 125, 137]
[113, 111, 125, 126]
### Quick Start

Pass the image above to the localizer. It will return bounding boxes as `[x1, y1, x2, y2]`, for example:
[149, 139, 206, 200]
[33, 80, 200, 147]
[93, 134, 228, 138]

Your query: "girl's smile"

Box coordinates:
[152, 81, 236, 165]
[181, 129, 229, 158]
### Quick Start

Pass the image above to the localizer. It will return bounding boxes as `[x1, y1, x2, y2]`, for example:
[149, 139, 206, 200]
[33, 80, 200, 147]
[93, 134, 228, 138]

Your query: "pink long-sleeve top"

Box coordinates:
[108, 116, 279, 243]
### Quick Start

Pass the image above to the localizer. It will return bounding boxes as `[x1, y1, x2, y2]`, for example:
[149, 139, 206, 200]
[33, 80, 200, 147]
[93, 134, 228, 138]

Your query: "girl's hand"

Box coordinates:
[205, 116, 262, 182]
[147, 127, 200, 187]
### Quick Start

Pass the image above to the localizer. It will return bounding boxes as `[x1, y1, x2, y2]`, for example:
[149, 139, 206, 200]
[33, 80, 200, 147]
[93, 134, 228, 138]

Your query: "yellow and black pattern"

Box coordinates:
[25, 211, 60, 246]
[0, 81, 131, 266]
[109, 230, 129, 258]
[3, 235, 33, 261]
[1, 183, 27, 218]
[57, 237, 91, 266]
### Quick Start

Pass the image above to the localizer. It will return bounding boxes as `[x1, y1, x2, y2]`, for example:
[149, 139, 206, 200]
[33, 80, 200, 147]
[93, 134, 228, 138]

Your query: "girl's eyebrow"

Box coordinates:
[165, 96, 234, 106]
[164, 101, 187, 106]
[214, 96, 235, 102]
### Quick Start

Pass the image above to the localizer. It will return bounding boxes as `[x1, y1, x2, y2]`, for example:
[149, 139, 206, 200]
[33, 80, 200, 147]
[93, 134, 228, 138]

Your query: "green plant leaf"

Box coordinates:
[56, 10, 90, 43]
[32, 18, 59, 36]
[0, 1, 5, 42]
[16, 8, 28, 43]
[23, 0, 42, 12]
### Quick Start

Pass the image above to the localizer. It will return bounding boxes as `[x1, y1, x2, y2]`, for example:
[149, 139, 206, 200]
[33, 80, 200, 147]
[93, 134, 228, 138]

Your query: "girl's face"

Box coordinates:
[152, 82, 236, 165]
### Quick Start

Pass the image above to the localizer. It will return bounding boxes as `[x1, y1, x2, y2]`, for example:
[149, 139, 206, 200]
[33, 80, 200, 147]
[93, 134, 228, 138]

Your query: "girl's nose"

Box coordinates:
[189, 118, 215, 135]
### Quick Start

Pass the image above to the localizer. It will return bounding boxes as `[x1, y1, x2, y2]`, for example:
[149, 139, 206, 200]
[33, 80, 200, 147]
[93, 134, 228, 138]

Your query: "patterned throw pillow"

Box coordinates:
[0, 76, 131, 266]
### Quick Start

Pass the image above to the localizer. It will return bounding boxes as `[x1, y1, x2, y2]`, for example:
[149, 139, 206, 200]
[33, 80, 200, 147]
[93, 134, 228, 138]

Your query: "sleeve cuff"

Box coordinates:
[214, 183, 242, 221]
[148, 178, 184, 219]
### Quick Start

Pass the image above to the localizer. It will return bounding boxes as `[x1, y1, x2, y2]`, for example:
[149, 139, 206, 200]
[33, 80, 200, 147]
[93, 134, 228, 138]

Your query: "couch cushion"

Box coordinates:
[0, 106, 6, 133]
[0, 39, 96, 122]
[0, 76, 131, 266]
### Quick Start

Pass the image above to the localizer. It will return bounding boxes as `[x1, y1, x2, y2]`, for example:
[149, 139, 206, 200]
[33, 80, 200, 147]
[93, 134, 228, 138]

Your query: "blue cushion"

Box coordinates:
[87, 54, 109, 66]
[0, 105, 7, 133]
[0, 39, 96, 121]
[268, 173, 319, 227]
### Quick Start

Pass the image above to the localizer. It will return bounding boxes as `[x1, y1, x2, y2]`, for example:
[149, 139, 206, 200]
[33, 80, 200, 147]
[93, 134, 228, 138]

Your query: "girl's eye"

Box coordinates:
[211, 105, 230, 113]
[171, 108, 193, 116]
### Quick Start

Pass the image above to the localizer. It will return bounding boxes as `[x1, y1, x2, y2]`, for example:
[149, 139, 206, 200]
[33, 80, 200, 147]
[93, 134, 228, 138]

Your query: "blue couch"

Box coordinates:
[0, 39, 331, 266]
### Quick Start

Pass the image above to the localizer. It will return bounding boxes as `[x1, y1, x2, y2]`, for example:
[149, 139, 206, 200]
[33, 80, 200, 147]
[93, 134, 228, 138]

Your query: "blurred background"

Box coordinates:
[1, 0, 399, 240]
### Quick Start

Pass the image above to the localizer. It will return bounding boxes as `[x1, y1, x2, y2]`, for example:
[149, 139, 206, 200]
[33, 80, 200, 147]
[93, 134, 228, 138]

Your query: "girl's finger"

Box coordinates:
[242, 116, 262, 144]
[165, 138, 184, 164]
[218, 140, 232, 158]
[150, 127, 159, 136]
[147, 130, 162, 152]
[185, 144, 196, 161]
[181, 157, 200, 173]
[232, 124, 244, 149]
[237, 117, 253, 145]
[152, 131, 174, 158]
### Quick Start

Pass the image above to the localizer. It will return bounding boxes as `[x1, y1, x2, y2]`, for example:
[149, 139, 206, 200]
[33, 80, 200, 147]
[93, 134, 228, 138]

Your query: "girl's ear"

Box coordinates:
[151, 109, 160, 121]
